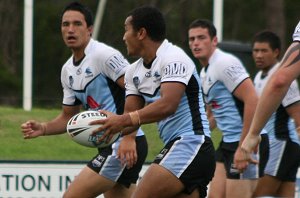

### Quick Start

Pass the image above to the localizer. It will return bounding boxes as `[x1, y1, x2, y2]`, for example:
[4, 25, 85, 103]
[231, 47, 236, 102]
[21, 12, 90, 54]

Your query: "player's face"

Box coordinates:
[61, 10, 92, 50]
[123, 16, 141, 57]
[188, 27, 217, 64]
[252, 42, 279, 71]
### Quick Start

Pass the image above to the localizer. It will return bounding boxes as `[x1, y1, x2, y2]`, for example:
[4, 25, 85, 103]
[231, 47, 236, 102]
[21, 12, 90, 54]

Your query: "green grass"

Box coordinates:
[0, 106, 221, 162]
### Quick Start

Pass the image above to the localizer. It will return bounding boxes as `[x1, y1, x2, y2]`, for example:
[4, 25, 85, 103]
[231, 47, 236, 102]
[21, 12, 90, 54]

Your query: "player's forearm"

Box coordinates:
[42, 115, 69, 136]
[239, 100, 257, 145]
[249, 79, 288, 137]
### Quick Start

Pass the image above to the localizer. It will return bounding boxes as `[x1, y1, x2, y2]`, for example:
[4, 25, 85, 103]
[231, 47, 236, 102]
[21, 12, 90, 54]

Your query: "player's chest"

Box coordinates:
[132, 66, 162, 96]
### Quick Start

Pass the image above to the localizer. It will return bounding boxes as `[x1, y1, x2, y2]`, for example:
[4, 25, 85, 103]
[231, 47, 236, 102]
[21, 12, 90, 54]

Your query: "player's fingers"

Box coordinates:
[98, 110, 113, 117]
[89, 119, 106, 126]
[249, 157, 259, 164]
[126, 152, 134, 168]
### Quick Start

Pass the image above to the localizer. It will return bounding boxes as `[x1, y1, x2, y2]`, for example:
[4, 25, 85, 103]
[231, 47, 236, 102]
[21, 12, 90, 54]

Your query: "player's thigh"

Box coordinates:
[226, 179, 257, 198]
[63, 166, 115, 198]
[254, 175, 281, 197]
[133, 163, 185, 198]
[208, 162, 226, 198]
[104, 183, 136, 198]
[277, 181, 296, 197]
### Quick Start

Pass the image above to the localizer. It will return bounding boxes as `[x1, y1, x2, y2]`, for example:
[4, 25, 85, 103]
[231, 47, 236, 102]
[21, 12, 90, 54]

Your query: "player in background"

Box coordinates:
[188, 19, 269, 198]
[91, 5, 216, 198]
[234, 21, 300, 170]
[20, 2, 148, 198]
[248, 30, 300, 197]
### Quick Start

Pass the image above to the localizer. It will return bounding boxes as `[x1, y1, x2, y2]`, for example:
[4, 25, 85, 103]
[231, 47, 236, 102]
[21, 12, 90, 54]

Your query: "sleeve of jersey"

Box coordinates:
[216, 58, 249, 93]
[292, 21, 300, 42]
[102, 51, 128, 81]
[124, 63, 141, 97]
[282, 79, 300, 107]
[61, 67, 76, 106]
[160, 60, 194, 85]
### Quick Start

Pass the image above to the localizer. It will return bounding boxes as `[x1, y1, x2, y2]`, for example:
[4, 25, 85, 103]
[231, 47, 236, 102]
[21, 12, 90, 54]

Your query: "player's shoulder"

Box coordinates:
[214, 48, 242, 63]
[86, 39, 122, 58]
[157, 40, 194, 65]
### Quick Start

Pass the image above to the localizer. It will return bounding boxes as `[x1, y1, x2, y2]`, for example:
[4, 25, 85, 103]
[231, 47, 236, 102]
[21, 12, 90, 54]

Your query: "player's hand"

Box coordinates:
[90, 110, 129, 142]
[241, 133, 261, 154]
[21, 120, 45, 139]
[233, 147, 256, 172]
[234, 133, 261, 172]
[117, 135, 137, 169]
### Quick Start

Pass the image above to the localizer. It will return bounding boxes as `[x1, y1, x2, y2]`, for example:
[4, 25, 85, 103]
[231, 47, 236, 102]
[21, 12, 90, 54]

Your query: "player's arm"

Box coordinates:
[94, 82, 185, 137]
[232, 78, 259, 169]
[21, 105, 80, 139]
[232, 78, 258, 144]
[115, 75, 145, 168]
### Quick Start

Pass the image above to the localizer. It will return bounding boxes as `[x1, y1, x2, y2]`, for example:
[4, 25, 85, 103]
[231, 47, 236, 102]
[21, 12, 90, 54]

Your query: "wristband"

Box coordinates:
[129, 110, 141, 126]
[41, 123, 47, 136]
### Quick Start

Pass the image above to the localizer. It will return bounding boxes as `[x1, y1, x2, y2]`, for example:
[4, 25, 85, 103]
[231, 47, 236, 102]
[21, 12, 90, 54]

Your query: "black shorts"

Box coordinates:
[87, 135, 148, 188]
[264, 138, 300, 182]
[215, 134, 269, 179]
[153, 136, 216, 198]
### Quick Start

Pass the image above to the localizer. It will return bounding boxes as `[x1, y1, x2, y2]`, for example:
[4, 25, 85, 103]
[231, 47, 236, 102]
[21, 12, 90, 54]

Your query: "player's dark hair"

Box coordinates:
[127, 5, 166, 42]
[252, 30, 281, 52]
[61, 1, 94, 27]
[189, 19, 217, 39]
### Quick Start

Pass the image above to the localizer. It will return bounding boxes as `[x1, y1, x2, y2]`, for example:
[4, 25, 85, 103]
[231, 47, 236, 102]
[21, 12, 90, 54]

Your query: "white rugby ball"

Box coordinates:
[66, 110, 120, 148]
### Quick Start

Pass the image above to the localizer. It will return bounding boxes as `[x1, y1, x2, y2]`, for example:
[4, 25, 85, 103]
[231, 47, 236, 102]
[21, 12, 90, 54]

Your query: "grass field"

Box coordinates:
[0, 106, 222, 162]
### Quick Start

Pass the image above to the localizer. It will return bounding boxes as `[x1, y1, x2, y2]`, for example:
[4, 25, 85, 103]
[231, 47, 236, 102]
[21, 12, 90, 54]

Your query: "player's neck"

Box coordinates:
[142, 41, 162, 65]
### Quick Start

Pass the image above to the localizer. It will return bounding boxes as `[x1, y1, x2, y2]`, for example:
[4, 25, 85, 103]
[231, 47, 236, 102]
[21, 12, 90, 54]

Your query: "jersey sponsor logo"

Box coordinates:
[69, 76, 74, 88]
[133, 76, 140, 88]
[85, 67, 93, 78]
[106, 54, 128, 74]
[163, 62, 187, 77]
[224, 65, 245, 82]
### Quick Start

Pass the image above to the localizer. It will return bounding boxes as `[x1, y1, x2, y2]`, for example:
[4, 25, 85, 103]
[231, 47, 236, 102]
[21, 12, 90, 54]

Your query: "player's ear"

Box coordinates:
[137, 27, 147, 40]
[88, 25, 93, 37]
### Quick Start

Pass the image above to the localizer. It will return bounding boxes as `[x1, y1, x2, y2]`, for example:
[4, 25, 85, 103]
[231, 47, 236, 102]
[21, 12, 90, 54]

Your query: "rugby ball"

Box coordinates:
[66, 110, 120, 148]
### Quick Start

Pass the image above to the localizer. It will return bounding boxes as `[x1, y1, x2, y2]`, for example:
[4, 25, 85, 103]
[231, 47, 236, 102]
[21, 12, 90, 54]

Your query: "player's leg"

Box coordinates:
[63, 166, 115, 198]
[104, 135, 148, 198]
[133, 163, 186, 198]
[277, 181, 296, 197]
[104, 183, 136, 198]
[226, 179, 256, 198]
[133, 136, 215, 198]
[208, 142, 226, 198]
[207, 162, 226, 198]
[253, 175, 281, 196]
